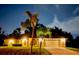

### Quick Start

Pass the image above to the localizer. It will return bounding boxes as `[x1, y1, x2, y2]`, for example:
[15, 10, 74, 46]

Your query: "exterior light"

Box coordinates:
[22, 37, 27, 43]
[8, 39, 15, 46]
[21, 36, 27, 46]
[60, 38, 66, 43]
[60, 38, 66, 47]
[39, 38, 43, 43]
[39, 37, 43, 54]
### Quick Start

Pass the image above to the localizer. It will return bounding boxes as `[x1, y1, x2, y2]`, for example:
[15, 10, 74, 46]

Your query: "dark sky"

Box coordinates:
[0, 4, 79, 38]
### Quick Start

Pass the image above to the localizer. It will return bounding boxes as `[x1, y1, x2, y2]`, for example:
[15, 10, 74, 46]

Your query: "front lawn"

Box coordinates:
[0, 47, 51, 55]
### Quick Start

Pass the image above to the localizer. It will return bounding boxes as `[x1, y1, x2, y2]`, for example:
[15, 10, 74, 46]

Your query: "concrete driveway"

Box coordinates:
[46, 47, 79, 55]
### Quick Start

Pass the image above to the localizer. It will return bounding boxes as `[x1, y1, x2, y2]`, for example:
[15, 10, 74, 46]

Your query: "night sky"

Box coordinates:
[0, 4, 79, 38]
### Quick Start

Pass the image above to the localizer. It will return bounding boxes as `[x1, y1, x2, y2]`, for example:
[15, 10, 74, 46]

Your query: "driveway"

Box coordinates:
[46, 47, 79, 55]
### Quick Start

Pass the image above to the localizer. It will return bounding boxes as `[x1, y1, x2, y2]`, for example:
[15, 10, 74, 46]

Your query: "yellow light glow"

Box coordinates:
[60, 38, 66, 43]
[39, 38, 43, 43]
[8, 39, 15, 46]
[21, 36, 27, 46]
[29, 38, 32, 44]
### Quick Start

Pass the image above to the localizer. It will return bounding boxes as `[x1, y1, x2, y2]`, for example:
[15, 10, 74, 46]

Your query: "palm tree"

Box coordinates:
[26, 11, 38, 37]
[25, 11, 39, 53]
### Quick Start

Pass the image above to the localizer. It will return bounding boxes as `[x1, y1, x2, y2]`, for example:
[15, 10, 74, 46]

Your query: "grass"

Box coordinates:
[67, 47, 79, 52]
[0, 46, 51, 55]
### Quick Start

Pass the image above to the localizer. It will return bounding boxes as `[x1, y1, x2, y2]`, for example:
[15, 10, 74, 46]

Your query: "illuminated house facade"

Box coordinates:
[4, 36, 67, 48]
[3, 11, 67, 48]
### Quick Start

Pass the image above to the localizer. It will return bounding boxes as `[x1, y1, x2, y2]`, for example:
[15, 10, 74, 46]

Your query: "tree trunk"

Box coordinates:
[31, 27, 34, 54]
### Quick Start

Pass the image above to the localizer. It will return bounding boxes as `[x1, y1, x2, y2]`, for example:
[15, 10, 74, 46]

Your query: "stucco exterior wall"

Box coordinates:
[4, 38, 66, 48]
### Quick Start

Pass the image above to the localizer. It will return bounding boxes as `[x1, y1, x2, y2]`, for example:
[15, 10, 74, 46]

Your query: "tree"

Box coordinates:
[0, 27, 6, 46]
[50, 26, 64, 38]
[73, 36, 79, 48]
[25, 11, 39, 53]
[49, 26, 74, 47]
[25, 26, 32, 37]
[26, 11, 39, 37]
[21, 19, 31, 31]
[11, 28, 21, 39]
[36, 24, 46, 37]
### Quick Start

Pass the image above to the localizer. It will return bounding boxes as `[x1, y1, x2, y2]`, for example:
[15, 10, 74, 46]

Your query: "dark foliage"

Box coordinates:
[9, 28, 21, 39]
[0, 27, 7, 46]
[50, 26, 74, 47]
[73, 36, 79, 48]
